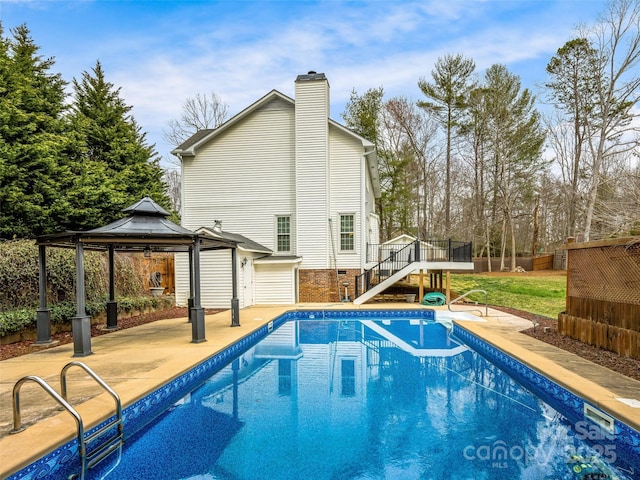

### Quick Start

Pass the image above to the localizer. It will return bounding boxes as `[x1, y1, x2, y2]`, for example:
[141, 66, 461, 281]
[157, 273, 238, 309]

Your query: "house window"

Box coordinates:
[277, 216, 291, 252]
[341, 359, 355, 396]
[340, 214, 354, 251]
[278, 359, 292, 395]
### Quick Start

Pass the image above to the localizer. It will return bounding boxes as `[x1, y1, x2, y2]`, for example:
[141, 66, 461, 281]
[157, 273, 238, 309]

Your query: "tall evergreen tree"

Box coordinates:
[0, 24, 71, 238]
[341, 87, 384, 145]
[482, 64, 546, 270]
[67, 61, 170, 229]
[546, 38, 600, 238]
[418, 54, 476, 238]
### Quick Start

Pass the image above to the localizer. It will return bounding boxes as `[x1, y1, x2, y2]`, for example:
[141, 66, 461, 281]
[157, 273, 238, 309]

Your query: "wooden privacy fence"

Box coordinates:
[532, 254, 554, 271]
[558, 237, 640, 360]
[141, 253, 175, 294]
[473, 255, 555, 272]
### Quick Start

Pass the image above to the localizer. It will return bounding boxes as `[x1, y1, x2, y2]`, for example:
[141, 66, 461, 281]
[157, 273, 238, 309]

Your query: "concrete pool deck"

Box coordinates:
[1, 303, 639, 478]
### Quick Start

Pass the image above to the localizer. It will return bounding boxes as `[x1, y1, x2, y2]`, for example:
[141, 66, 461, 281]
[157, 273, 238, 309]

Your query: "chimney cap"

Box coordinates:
[296, 71, 327, 82]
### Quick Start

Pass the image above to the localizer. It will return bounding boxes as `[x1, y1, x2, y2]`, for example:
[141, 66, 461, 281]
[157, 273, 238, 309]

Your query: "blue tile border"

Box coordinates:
[290, 308, 436, 321]
[9, 308, 637, 479]
[7, 319, 283, 480]
[452, 323, 640, 465]
[7, 309, 435, 479]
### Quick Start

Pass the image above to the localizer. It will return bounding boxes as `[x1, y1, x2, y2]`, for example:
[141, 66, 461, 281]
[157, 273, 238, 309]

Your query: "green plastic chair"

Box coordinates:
[422, 292, 446, 306]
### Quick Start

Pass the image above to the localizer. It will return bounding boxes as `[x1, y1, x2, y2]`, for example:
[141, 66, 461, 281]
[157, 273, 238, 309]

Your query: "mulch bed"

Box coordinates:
[491, 305, 640, 382]
[2, 306, 639, 382]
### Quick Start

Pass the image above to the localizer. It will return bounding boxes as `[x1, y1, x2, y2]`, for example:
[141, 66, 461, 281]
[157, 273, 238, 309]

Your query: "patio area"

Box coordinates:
[1, 304, 639, 478]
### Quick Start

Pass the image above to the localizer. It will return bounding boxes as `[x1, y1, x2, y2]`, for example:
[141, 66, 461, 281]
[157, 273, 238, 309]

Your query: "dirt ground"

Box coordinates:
[1, 302, 638, 382]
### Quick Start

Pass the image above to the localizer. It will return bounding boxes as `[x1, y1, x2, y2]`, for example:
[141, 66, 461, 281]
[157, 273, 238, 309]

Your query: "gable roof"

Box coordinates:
[172, 89, 375, 158]
[174, 128, 215, 152]
[171, 86, 381, 197]
[384, 234, 417, 245]
[171, 90, 294, 157]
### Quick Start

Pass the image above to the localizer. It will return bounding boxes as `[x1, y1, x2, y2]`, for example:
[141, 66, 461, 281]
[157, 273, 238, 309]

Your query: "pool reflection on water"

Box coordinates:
[90, 319, 635, 480]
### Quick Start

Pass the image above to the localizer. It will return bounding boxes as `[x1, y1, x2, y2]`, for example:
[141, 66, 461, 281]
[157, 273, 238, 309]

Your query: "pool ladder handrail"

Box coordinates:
[447, 289, 488, 317]
[10, 361, 124, 477]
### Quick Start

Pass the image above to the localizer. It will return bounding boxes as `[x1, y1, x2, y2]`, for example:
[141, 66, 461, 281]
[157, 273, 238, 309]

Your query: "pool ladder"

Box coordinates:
[447, 289, 489, 316]
[10, 361, 124, 478]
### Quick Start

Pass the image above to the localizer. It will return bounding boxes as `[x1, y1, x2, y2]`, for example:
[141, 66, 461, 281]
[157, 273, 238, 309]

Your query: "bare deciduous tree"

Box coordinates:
[163, 168, 181, 215]
[162, 92, 230, 212]
[581, 0, 640, 240]
[164, 92, 229, 147]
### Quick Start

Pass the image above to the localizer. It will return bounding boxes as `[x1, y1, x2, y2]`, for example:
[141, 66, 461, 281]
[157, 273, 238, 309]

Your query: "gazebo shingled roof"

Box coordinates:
[38, 196, 235, 252]
[35, 196, 240, 356]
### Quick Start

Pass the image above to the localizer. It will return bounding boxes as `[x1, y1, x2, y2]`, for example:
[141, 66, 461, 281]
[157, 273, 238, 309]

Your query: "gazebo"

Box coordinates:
[36, 196, 239, 356]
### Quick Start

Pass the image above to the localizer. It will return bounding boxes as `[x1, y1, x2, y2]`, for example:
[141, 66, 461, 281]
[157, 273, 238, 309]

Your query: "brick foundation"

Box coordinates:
[299, 269, 361, 303]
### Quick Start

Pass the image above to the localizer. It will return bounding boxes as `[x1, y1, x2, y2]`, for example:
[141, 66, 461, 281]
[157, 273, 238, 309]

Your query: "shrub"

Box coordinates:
[0, 239, 147, 311]
[0, 309, 35, 336]
[0, 295, 175, 336]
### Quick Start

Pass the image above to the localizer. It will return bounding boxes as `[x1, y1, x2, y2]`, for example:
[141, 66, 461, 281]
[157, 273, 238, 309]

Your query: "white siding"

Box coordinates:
[174, 250, 235, 309]
[181, 98, 295, 250]
[295, 78, 330, 268]
[178, 76, 379, 305]
[368, 213, 380, 246]
[329, 127, 363, 269]
[255, 264, 295, 304]
[174, 252, 190, 306]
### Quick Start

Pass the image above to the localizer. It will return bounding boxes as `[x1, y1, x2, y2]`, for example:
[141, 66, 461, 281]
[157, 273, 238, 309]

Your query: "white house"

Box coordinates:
[172, 72, 381, 307]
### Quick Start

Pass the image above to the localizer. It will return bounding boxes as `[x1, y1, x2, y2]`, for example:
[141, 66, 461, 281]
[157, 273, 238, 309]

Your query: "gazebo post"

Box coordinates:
[230, 247, 240, 327]
[72, 241, 93, 356]
[105, 245, 118, 330]
[191, 237, 206, 343]
[35, 244, 52, 344]
[188, 247, 195, 324]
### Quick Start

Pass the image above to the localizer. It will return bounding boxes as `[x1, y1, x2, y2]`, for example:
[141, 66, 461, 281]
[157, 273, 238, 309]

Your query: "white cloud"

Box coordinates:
[4, 0, 606, 163]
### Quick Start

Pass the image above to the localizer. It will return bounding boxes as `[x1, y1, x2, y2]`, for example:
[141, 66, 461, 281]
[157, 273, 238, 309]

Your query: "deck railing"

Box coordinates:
[355, 239, 472, 298]
[366, 240, 472, 264]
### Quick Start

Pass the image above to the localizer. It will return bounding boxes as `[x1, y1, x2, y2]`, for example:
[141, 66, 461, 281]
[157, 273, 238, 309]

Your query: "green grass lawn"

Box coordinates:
[447, 273, 567, 319]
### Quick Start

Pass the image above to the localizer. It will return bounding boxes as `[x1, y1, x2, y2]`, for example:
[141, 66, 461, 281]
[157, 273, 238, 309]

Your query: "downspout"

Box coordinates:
[362, 149, 377, 270]
[328, 217, 341, 302]
[361, 152, 366, 271]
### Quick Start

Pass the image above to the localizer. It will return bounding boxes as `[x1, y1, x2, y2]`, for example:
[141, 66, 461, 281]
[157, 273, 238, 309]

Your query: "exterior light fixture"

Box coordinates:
[144, 246, 152, 258]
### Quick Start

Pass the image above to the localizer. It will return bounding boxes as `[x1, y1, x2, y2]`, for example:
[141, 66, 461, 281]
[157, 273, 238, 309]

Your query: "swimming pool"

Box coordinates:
[10, 309, 640, 479]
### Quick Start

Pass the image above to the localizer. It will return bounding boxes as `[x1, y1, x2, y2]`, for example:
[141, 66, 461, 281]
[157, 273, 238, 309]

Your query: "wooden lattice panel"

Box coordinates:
[568, 242, 640, 305]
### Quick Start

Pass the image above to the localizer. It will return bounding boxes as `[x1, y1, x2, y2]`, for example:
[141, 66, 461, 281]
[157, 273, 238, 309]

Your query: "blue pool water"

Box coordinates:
[78, 316, 639, 480]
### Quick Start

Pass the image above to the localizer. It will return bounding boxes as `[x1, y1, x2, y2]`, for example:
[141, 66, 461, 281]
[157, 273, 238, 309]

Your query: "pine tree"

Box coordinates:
[418, 54, 476, 238]
[0, 24, 71, 238]
[67, 61, 170, 229]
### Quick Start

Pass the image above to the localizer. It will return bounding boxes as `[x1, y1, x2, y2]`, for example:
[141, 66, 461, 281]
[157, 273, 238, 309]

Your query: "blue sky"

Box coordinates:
[1, 0, 607, 165]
